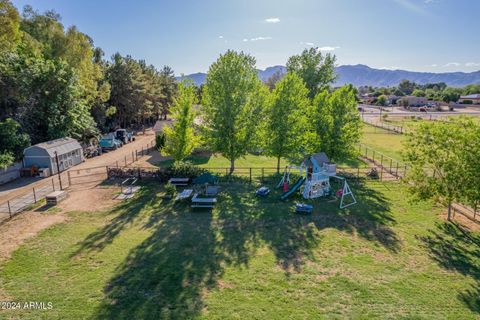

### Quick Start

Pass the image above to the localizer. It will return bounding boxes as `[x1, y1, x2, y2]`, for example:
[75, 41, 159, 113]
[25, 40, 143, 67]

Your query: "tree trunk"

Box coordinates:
[229, 158, 235, 174]
[277, 156, 281, 173]
[447, 202, 452, 221]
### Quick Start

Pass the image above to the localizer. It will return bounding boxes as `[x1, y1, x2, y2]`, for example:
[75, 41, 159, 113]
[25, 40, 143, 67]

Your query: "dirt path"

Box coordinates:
[0, 131, 155, 204]
[0, 186, 118, 263]
[0, 211, 67, 263]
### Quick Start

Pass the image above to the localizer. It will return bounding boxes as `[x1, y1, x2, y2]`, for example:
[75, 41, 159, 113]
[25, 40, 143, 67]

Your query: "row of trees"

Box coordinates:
[360, 79, 480, 104]
[0, 1, 177, 167]
[164, 49, 362, 173]
[405, 118, 480, 220]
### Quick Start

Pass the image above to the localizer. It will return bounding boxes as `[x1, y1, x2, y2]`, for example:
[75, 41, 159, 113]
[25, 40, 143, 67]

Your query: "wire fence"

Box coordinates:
[0, 141, 157, 222]
[363, 118, 404, 134]
[357, 143, 409, 179]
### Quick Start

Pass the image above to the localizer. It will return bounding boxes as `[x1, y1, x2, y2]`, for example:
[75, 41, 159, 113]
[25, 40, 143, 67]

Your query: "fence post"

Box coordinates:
[357, 167, 360, 179]
[52, 178, 55, 191]
[396, 163, 399, 177]
[372, 150, 375, 163]
[33, 187, 37, 203]
[116, 160, 119, 168]
[125, 155, 127, 167]
[68, 171, 72, 186]
[135, 150, 138, 161]
[132, 151, 134, 164]
[389, 159, 393, 174]
[249, 168, 252, 184]
[380, 155, 383, 169]
[380, 166, 383, 181]
[261, 168, 264, 182]
[142, 147, 144, 156]
[7, 200, 12, 218]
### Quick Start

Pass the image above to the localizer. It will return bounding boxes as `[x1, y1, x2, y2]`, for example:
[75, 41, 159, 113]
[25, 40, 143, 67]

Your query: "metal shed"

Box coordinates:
[23, 137, 84, 175]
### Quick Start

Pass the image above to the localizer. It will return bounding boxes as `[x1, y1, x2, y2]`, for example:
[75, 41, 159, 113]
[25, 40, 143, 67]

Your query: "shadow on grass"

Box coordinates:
[73, 178, 399, 319]
[421, 223, 480, 314]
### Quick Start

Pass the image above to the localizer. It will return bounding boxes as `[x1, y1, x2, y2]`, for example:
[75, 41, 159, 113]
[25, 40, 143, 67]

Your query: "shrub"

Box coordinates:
[461, 100, 473, 105]
[156, 132, 166, 151]
[164, 182, 177, 197]
[166, 161, 207, 179]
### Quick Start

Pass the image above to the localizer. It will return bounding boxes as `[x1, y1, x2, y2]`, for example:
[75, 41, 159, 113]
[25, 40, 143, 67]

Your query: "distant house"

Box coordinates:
[23, 137, 84, 175]
[387, 95, 399, 105]
[398, 96, 428, 107]
[458, 94, 480, 104]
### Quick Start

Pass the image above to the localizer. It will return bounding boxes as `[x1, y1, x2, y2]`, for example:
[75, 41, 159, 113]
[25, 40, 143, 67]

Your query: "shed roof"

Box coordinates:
[24, 137, 82, 157]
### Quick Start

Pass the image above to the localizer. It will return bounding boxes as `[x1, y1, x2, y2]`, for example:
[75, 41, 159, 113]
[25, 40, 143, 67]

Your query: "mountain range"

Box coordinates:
[177, 64, 480, 87]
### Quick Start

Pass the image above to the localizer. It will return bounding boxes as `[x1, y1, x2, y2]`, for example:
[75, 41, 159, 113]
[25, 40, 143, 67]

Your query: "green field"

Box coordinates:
[157, 152, 365, 169]
[1, 181, 479, 319]
[360, 125, 406, 161]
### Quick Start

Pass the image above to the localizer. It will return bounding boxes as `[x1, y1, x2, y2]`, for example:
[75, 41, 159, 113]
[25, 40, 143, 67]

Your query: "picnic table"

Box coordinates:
[175, 189, 193, 201]
[168, 177, 189, 186]
[191, 193, 217, 209]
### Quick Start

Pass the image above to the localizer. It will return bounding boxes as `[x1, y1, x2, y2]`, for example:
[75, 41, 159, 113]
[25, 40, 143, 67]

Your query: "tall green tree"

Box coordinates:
[0, 118, 30, 159]
[309, 85, 362, 161]
[404, 120, 466, 220]
[202, 50, 266, 173]
[286, 48, 336, 100]
[264, 73, 309, 172]
[0, 0, 21, 53]
[164, 80, 198, 162]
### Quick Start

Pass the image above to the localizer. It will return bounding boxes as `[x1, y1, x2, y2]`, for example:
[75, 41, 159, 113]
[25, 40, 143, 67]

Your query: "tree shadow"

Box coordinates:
[420, 222, 480, 314]
[71, 186, 157, 255]
[94, 202, 222, 319]
[75, 178, 400, 318]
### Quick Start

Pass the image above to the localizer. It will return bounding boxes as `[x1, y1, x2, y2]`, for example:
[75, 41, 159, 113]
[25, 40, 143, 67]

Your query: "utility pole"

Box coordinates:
[54, 151, 63, 190]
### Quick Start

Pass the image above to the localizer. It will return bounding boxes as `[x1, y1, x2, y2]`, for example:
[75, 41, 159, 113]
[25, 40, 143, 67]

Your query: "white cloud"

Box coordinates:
[265, 17, 280, 23]
[429, 64, 438, 67]
[318, 46, 340, 51]
[300, 42, 314, 46]
[466, 62, 480, 67]
[250, 36, 272, 41]
[445, 62, 460, 67]
[218, 35, 224, 39]
[243, 38, 249, 42]
[380, 66, 400, 70]
[424, 0, 435, 3]
[393, 0, 428, 15]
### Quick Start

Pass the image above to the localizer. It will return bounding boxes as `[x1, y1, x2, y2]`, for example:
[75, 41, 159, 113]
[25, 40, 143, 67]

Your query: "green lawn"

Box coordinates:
[157, 152, 365, 170]
[361, 124, 406, 161]
[1, 180, 479, 319]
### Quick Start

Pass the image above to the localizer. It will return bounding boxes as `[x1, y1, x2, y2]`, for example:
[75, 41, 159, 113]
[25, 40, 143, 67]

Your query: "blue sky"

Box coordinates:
[11, 0, 480, 75]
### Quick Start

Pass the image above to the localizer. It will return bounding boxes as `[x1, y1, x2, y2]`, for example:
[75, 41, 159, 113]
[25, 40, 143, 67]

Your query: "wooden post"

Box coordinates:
[380, 166, 383, 181]
[396, 162, 399, 177]
[125, 155, 127, 166]
[116, 160, 119, 168]
[261, 168, 264, 182]
[249, 168, 252, 184]
[390, 159, 393, 173]
[372, 150, 375, 163]
[68, 171, 72, 186]
[7, 200, 12, 218]
[52, 178, 55, 191]
[132, 151, 134, 163]
[33, 187, 37, 203]
[380, 155, 383, 169]
[357, 167, 360, 179]
[135, 150, 138, 161]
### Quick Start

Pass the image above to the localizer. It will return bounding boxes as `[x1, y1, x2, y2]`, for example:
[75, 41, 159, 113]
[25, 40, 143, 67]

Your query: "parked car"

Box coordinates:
[115, 129, 129, 144]
[99, 137, 122, 151]
[127, 131, 136, 142]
